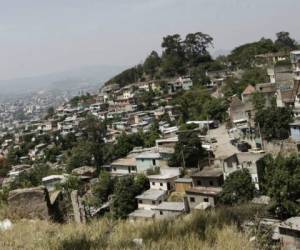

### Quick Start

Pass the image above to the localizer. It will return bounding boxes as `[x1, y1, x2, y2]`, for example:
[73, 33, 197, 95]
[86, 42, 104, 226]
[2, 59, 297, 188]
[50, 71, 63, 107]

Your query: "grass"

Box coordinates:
[0, 204, 263, 250]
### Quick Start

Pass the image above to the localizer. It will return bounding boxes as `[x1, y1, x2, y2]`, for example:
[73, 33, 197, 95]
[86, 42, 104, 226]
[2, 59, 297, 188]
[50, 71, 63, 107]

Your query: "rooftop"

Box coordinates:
[152, 202, 185, 212]
[148, 172, 179, 180]
[280, 217, 300, 231]
[136, 189, 166, 200]
[136, 152, 161, 159]
[111, 157, 136, 166]
[242, 84, 255, 95]
[191, 167, 223, 178]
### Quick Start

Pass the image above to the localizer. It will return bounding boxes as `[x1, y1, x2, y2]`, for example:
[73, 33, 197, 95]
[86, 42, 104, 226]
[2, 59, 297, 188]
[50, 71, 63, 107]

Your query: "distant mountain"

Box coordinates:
[0, 65, 126, 95]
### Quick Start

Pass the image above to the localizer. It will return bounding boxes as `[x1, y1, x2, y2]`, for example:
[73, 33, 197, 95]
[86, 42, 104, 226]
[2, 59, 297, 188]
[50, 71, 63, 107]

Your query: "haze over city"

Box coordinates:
[1, 0, 299, 82]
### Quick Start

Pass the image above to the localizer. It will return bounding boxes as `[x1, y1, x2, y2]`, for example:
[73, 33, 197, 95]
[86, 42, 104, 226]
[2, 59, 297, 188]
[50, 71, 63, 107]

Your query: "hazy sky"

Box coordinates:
[1, 0, 300, 80]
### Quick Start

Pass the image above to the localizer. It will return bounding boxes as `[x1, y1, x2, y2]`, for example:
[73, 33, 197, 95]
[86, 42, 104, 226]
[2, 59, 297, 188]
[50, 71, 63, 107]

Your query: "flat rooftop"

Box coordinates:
[136, 189, 166, 200]
[129, 209, 155, 218]
[192, 167, 223, 178]
[152, 202, 185, 212]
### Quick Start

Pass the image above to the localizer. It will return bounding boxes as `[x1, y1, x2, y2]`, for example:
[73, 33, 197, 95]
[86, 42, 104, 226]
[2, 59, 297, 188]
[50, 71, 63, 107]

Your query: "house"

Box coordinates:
[135, 152, 162, 173]
[148, 172, 179, 191]
[279, 217, 300, 250]
[128, 209, 156, 222]
[186, 167, 223, 208]
[255, 83, 277, 107]
[217, 152, 266, 190]
[152, 202, 187, 219]
[110, 157, 137, 176]
[289, 121, 300, 141]
[228, 96, 253, 126]
[175, 178, 193, 193]
[136, 189, 167, 210]
[167, 76, 193, 94]
[241, 84, 255, 103]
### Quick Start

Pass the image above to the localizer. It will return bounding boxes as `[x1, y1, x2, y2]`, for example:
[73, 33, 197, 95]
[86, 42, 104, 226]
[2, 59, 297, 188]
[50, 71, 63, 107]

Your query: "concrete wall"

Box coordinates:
[175, 182, 193, 193]
[154, 210, 183, 219]
[186, 193, 215, 208]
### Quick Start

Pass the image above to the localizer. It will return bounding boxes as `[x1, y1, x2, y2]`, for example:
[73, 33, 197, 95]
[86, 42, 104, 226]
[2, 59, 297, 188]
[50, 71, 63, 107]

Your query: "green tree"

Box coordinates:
[219, 169, 255, 205]
[261, 154, 300, 219]
[255, 106, 293, 141]
[184, 32, 213, 67]
[143, 51, 161, 77]
[251, 92, 266, 111]
[169, 130, 207, 168]
[275, 31, 297, 51]
[92, 171, 115, 205]
[67, 140, 94, 172]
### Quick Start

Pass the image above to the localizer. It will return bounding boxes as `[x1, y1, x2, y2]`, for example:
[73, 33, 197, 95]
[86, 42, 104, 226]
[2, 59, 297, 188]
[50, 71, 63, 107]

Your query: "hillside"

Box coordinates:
[0, 206, 259, 250]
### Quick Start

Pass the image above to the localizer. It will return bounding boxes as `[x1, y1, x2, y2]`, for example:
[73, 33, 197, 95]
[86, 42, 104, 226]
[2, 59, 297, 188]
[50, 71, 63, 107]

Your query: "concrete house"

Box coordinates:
[135, 152, 162, 173]
[148, 172, 179, 191]
[186, 167, 223, 208]
[217, 152, 266, 190]
[152, 202, 186, 219]
[279, 217, 300, 250]
[110, 157, 137, 176]
[136, 189, 167, 210]
[175, 178, 193, 193]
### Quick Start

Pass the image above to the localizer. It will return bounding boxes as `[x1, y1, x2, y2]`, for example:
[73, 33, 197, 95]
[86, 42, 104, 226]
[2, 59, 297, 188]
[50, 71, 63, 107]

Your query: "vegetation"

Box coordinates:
[169, 130, 208, 168]
[111, 174, 149, 219]
[255, 106, 293, 141]
[262, 154, 300, 219]
[219, 169, 256, 205]
[0, 205, 265, 250]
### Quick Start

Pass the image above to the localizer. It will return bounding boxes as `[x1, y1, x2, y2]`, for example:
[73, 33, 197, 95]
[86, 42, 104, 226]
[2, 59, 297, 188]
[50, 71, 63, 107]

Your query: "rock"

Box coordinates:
[8, 186, 50, 220]
[72, 166, 97, 178]
[0, 219, 13, 231]
[132, 238, 143, 247]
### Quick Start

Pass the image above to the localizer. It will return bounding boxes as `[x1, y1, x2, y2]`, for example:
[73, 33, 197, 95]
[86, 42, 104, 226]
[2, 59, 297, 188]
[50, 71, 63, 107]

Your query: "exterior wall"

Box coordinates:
[138, 199, 164, 210]
[111, 165, 137, 175]
[175, 182, 193, 193]
[150, 180, 169, 191]
[154, 210, 182, 219]
[136, 158, 160, 173]
[290, 126, 300, 141]
[192, 177, 222, 187]
[186, 193, 216, 208]
[280, 227, 300, 250]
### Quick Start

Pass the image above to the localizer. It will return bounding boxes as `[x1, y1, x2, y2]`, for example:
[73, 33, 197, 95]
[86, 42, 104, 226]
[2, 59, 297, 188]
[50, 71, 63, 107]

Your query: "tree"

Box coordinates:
[275, 31, 297, 51]
[111, 176, 138, 219]
[184, 32, 213, 67]
[143, 51, 161, 77]
[67, 140, 94, 172]
[255, 106, 293, 141]
[261, 154, 300, 219]
[251, 92, 266, 111]
[92, 171, 115, 205]
[219, 169, 255, 205]
[169, 130, 207, 168]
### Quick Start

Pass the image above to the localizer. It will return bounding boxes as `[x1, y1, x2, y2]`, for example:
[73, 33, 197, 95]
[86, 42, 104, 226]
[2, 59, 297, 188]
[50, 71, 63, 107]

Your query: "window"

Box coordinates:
[152, 201, 155, 205]
[113, 167, 116, 172]
[139, 200, 143, 204]
[204, 198, 209, 202]
[152, 159, 156, 166]
[209, 181, 213, 186]
[197, 180, 202, 186]
[160, 183, 163, 186]
[152, 182, 155, 186]
[160, 211, 163, 215]
[190, 197, 195, 203]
